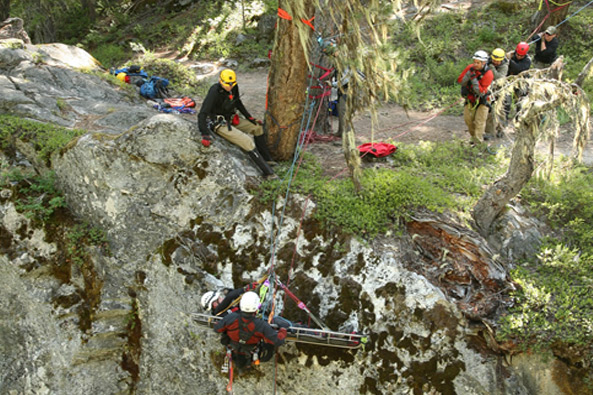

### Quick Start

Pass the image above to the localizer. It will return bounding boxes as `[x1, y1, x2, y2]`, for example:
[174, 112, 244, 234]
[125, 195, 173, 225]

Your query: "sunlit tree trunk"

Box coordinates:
[265, 0, 315, 161]
[342, 96, 362, 191]
[575, 55, 593, 87]
[473, 59, 592, 236]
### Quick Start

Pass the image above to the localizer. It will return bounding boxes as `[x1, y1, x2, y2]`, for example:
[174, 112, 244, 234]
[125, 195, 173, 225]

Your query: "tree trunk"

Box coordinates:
[473, 121, 538, 237]
[342, 99, 362, 191]
[473, 59, 569, 236]
[575, 55, 593, 87]
[0, 0, 9, 22]
[80, 0, 96, 24]
[532, 2, 570, 33]
[265, 0, 315, 161]
[309, 3, 334, 135]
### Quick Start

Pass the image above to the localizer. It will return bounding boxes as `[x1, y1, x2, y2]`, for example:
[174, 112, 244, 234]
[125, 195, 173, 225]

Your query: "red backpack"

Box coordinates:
[357, 142, 397, 158]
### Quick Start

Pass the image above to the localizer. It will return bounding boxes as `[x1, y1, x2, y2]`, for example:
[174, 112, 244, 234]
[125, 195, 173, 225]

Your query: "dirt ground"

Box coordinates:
[174, 57, 591, 177]
[230, 70, 593, 177]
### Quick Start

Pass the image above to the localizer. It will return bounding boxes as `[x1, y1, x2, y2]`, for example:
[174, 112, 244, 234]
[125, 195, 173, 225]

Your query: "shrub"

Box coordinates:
[522, 164, 593, 254]
[91, 44, 128, 69]
[1, 170, 67, 223]
[138, 55, 209, 97]
[66, 222, 110, 266]
[497, 244, 593, 366]
[0, 115, 86, 163]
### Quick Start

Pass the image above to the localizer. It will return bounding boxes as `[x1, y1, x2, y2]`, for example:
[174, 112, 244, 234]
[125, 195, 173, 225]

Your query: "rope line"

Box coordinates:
[528, 0, 593, 43]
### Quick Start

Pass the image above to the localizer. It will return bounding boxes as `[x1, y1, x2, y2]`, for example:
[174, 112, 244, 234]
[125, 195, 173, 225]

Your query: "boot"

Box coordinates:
[254, 134, 276, 164]
[247, 149, 274, 177]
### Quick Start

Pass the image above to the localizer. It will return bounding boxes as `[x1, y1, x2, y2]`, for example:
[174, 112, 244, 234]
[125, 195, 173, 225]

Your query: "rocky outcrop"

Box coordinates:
[0, 41, 581, 394]
[0, 39, 153, 133]
[0, 18, 32, 44]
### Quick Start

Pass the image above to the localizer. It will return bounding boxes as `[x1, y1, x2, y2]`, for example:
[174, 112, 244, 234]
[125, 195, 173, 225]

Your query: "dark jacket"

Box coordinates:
[507, 53, 532, 76]
[198, 83, 253, 136]
[534, 36, 559, 64]
[214, 312, 286, 351]
[212, 288, 244, 316]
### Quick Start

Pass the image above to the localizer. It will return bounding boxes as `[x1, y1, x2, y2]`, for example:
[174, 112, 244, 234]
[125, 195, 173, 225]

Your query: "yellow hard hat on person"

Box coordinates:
[491, 48, 505, 62]
[116, 72, 127, 82]
[219, 69, 237, 88]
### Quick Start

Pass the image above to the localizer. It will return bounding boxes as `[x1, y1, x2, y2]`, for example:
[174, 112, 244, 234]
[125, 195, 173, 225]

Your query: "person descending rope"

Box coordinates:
[197, 69, 276, 177]
[484, 48, 509, 140]
[214, 291, 287, 373]
[202, 280, 296, 329]
[456, 50, 494, 146]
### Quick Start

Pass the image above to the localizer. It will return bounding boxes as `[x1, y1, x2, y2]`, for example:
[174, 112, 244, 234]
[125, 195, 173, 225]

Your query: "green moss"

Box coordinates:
[0, 170, 67, 224]
[252, 142, 507, 239]
[0, 115, 87, 164]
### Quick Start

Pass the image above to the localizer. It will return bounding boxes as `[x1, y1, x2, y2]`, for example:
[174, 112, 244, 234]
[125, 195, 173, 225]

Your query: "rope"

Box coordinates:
[548, 0, 573, 7]
[528, 0, 593, 43]
[371, 98, 464, 139]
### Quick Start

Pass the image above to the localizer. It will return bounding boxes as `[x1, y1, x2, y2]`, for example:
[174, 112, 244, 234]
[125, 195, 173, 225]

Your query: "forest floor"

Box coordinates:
[220, 70, 593, 178]
[164, 44, 592, 178]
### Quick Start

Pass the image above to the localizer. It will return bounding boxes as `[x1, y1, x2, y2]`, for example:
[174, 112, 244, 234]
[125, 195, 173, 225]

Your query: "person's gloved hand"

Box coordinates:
[201, 135, 212, 147]
[277, 327, 287, 340]
[248, 116, 263, 126]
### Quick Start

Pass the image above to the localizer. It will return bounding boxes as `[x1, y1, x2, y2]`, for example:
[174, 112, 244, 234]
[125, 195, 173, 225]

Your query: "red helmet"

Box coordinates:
[515, 42, 529, 56]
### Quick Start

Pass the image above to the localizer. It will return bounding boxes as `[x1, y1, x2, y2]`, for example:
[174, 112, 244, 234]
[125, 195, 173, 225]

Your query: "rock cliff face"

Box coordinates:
[0, 38, 571, 394]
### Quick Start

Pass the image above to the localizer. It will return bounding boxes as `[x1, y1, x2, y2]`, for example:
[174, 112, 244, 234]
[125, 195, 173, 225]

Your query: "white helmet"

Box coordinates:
[473, 50, 489, 62]
[201, 291, 220, 312]
[240, 291, 260, 313]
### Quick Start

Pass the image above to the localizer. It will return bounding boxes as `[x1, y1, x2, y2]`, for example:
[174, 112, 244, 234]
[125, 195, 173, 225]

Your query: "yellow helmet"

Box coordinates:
[491, 48, 505, 62]
[116, 72, 127, 82]
[219, 69, 237, 88]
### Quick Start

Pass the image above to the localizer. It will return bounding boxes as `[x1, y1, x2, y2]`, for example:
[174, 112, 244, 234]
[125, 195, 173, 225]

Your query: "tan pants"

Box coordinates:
[214, 118, 263, 152]
[463, 103, 489, 143]
[484, 108, 496, 138]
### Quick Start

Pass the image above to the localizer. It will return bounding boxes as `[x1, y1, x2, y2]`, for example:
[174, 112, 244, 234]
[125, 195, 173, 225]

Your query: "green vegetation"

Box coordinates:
[66, 222, 110, 267]
[523, 163, 593, 253]
[0, 115, 86, 163]
[495, 162, 593, 374]
[256, 142, 508, 237]
[392, 2, 593, 112]
[497, 244, 593, 368]
[136, 54, 209, 97]
[0, 170, 66, 223]
[76, 1, 271, 68]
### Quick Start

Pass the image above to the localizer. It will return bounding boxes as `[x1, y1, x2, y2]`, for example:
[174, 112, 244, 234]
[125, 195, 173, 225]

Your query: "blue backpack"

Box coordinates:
[139, 76, 170, 99]
[111, 65, 149, 78]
